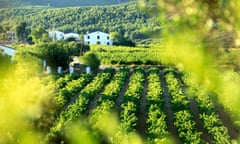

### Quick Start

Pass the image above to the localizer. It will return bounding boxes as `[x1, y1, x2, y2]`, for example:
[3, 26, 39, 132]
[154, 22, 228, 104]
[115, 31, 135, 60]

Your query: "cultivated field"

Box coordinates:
[44, 66, 239, 143]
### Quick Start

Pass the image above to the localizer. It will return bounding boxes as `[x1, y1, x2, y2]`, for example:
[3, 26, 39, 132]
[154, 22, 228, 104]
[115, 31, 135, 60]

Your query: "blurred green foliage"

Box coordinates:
[0, 50, 51, 143]
[15, 22, 30, 42]
[138, 0, 240, 135]
[1, 0, 240, 143]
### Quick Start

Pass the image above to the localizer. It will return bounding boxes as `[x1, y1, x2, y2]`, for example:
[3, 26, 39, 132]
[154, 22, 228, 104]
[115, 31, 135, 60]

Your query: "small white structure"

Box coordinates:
[69, 65, 74, 74]
[64, 33, 80, 41]
[42, 59, 46, 70]
[57, 66, 62, 74]
[49, 30, 64, 41]
[84, 31, 113, 45]
[0, 45, 17, 57]
[86, 66, 91, 74]
[46, 66, 51, 74]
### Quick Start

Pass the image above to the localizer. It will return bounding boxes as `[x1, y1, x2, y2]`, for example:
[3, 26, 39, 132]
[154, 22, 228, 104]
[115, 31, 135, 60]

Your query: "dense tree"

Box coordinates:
[110, 32, 122, 44]
[35, 41, 89, 72]
[0, 25, 6, 40]
[110, 32, 135, 47]
[0, 2, 159, 45]
[15, 22, 30, 42]
[31, 26, 50, 44]
[1, 24, 11, 33]
[79, 52, 100, 73]
[0, 0, 131, 8]
[0, 25, 3, 33]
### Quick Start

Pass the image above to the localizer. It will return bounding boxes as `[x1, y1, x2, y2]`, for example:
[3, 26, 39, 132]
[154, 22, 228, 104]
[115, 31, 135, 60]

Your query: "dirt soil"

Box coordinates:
[136, 69, 148, 140]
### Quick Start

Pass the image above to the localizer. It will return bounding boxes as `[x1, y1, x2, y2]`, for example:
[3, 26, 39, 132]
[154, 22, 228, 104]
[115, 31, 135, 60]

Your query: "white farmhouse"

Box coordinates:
[49, 30, 64, 41]
[84, 31, 113, 45]
[64, 33, 80, 41]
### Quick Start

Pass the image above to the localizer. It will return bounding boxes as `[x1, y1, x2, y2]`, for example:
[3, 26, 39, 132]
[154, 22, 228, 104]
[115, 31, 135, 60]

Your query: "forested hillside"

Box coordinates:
[0, 0, 131, 8]
[0, 2, 160, 43]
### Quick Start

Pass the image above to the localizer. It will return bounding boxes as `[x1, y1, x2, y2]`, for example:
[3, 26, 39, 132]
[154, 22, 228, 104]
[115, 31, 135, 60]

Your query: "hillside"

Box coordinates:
[0, 2, 160, 43]
[0, 0, 132, 8]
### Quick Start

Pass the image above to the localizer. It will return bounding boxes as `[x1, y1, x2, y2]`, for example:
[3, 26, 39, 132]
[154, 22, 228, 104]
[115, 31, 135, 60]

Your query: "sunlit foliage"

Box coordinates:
[138, 0, 240, 136]
[1, 0, 240, 143]
[0, 52, 52, 143]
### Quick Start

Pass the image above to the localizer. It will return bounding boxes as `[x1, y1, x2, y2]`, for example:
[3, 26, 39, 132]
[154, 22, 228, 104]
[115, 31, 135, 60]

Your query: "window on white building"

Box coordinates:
[107, 36, 109, 40]
[97, 35, 100, 39]
[107, 42, 109, 45]
[87, 36, 90, 39]
[97, 41, 101, 44]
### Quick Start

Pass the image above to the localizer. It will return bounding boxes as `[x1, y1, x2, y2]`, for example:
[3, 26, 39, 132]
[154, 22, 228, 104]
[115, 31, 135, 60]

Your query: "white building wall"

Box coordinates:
[64, 33, 80, 41]
[49, 31, 64, 40]
[0, 45, 16, 57]
[84, 31, 113, 45]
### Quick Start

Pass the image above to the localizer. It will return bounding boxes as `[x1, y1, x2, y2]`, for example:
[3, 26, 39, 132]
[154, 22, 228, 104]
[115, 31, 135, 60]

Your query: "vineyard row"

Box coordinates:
[45, 67, 233, 143]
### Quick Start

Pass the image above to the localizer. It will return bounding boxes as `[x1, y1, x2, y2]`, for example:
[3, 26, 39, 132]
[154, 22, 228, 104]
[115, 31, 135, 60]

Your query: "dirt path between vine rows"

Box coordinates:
[62, 91, 81, 111]
[175, 73, 212, 143]
[176, 72, 239, 142]
[188, 98, 212, 143]
[159, 69, 180, 144]
[62, 77, 94, 112]
[136, 69, 148, 140]
[86, 73, 115, 116]
[114, 71, 132, 114]
[86, 91, 103, 116]
[214, 101, 239, 140]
